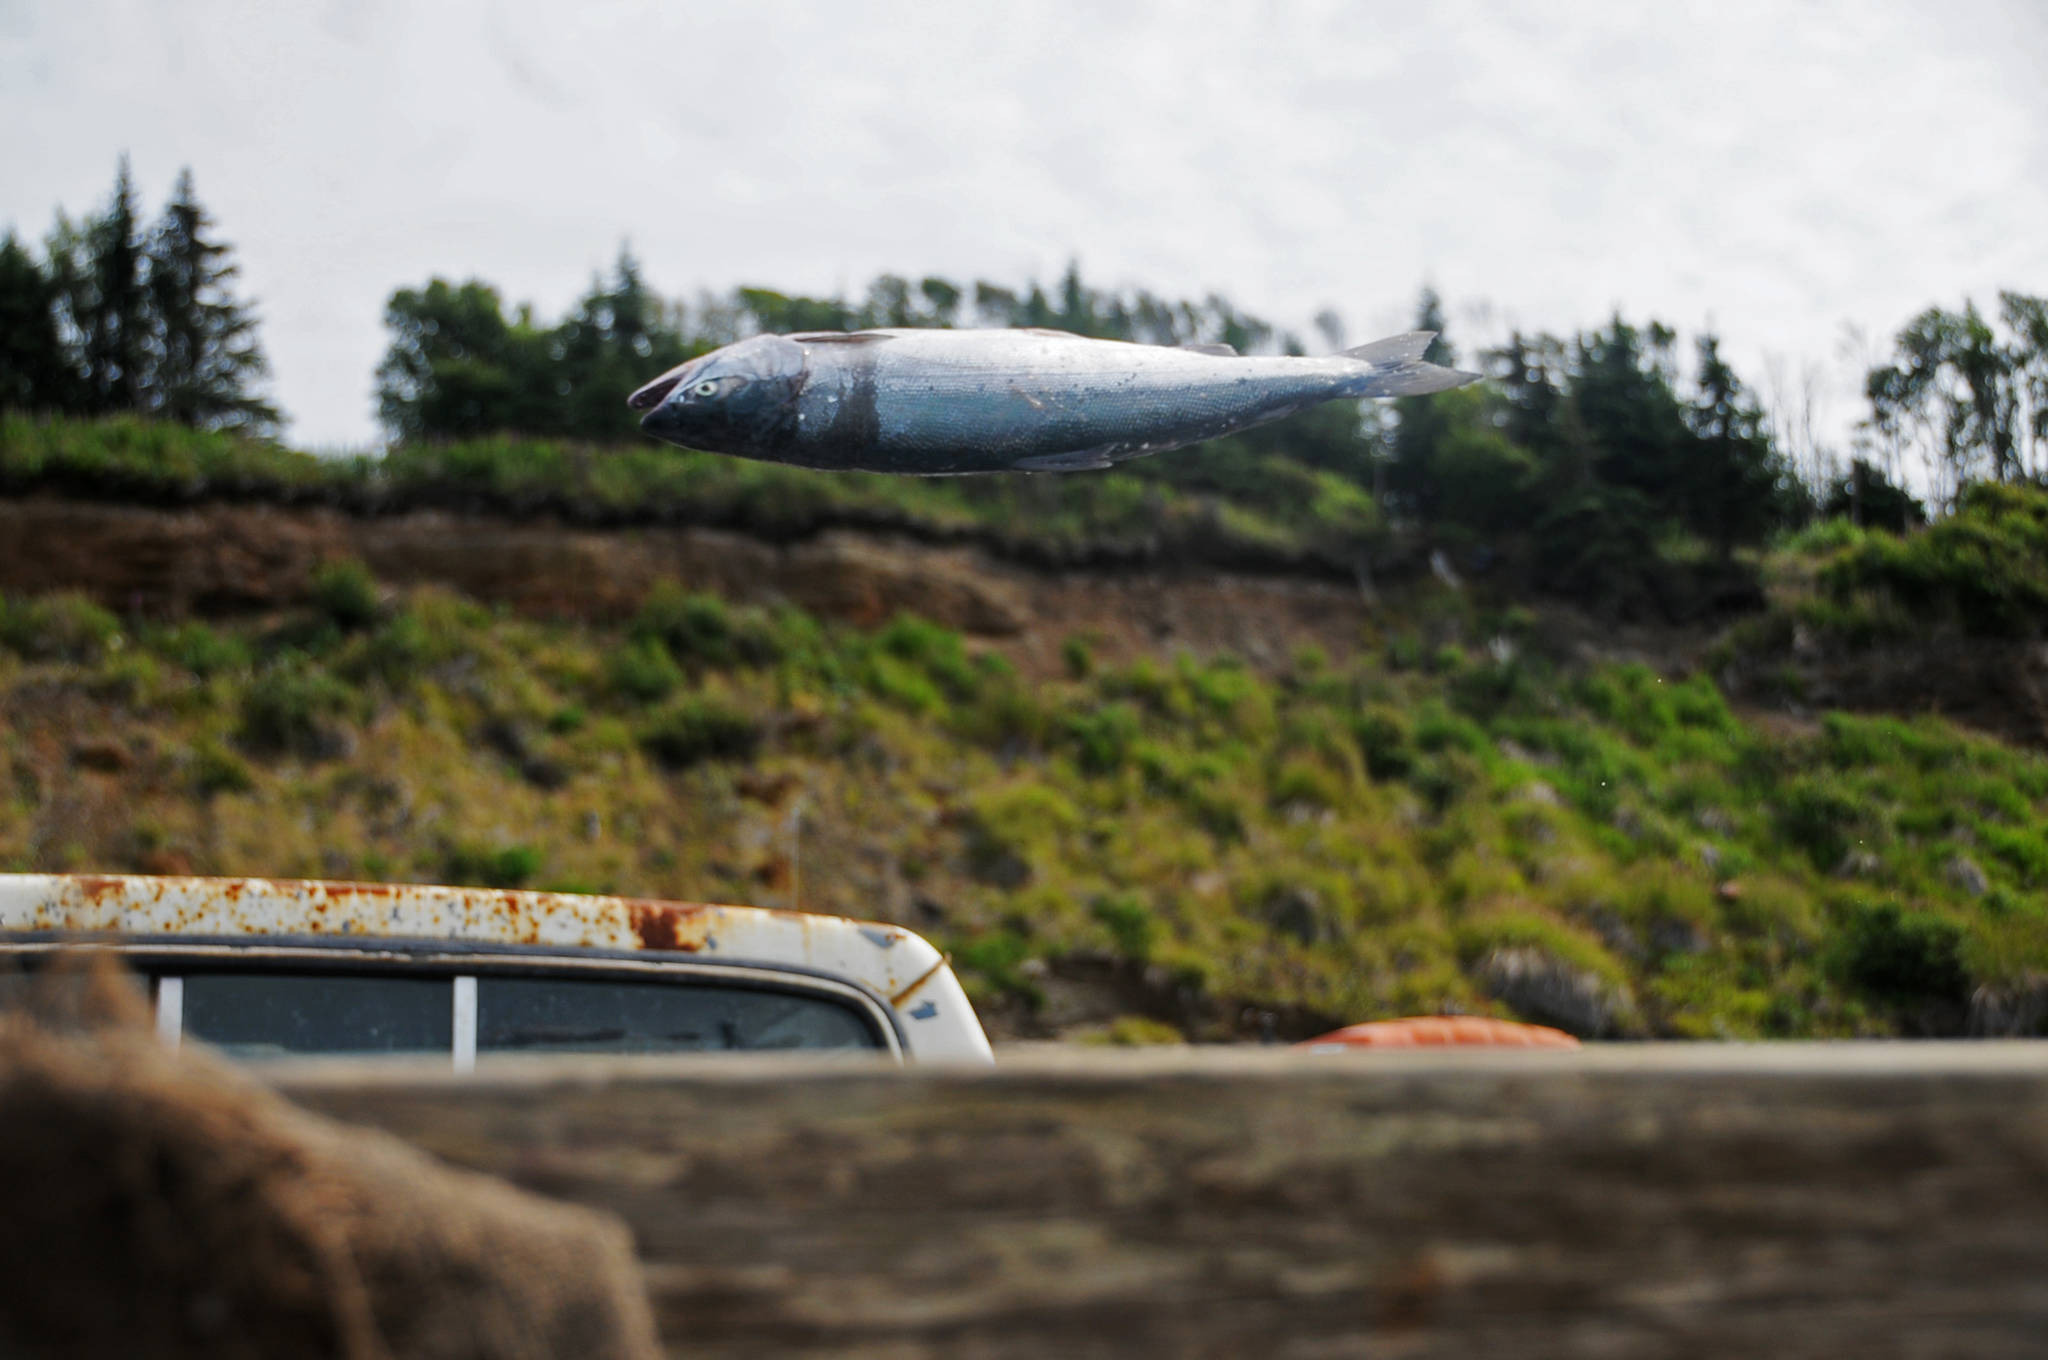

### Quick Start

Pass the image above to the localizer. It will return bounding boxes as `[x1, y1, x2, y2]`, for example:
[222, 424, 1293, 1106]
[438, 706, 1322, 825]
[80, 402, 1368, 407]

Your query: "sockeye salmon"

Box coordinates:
[628, 327, 1478, 475]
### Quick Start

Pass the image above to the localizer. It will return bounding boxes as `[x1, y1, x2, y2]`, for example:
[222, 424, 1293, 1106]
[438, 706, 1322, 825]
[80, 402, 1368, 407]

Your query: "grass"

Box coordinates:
[5, 558, 2047, 1040]
[0, 411, 1390, 579]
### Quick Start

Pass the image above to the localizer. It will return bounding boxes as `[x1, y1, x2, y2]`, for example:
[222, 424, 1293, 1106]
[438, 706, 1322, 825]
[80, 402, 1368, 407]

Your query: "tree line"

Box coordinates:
[0, 158, 276, 432]
[5, 161, 2047, 566]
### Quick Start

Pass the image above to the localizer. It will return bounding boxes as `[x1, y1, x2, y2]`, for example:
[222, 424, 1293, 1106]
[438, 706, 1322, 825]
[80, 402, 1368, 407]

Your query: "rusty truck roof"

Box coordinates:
[0, 873, 992, 1062]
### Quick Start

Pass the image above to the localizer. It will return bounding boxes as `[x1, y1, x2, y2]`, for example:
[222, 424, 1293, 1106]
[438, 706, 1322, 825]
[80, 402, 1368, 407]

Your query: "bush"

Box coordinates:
[156, 622, 250, 677]
[607, 637, 683, 703]
[237, 660, 354, 758]
[632, 583, 783, 668]
[309, 558, 383, 630]
[0, 591, 121, 663]
[444, 843, 545, 889]
[1773, 775, 1878, 871]
[1833, 902, 1969, 1009]
[638, 696, 761, 768]
[1823, 482, 2048, 638]
[189, 739, 256, 796]
[875, 614, 978, 699]
[1354, 706, 1416, 781]
[1092, 892, 1158, 961]
[1066, 703, 1142, 776]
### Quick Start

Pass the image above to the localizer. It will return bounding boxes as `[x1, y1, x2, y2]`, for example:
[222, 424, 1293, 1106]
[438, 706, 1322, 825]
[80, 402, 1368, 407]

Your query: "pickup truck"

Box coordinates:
[0, 873, 993, 1065]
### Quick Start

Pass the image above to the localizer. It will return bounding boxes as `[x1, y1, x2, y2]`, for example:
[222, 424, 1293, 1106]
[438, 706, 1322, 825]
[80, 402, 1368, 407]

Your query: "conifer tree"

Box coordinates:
[80, 156, 152, 412]
[0, 232, 78, 411]
[146, 168, 278, 431]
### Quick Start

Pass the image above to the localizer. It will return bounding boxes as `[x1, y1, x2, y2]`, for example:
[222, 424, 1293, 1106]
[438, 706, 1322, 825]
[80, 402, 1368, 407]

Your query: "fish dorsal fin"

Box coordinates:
[1019, 327, 1086, 340]
[786, 330, 895, 344]
[1180, 342, 1238, 357]
[1342, 331, 1434, 366]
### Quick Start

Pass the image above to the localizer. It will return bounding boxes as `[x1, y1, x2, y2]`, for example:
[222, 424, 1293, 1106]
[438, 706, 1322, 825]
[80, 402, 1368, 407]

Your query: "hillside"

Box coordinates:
[6, 426, 2048, 1042]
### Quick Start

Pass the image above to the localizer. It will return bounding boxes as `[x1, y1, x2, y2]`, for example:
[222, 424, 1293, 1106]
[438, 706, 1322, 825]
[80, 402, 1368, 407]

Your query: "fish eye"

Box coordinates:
[693, 380, 719, 398]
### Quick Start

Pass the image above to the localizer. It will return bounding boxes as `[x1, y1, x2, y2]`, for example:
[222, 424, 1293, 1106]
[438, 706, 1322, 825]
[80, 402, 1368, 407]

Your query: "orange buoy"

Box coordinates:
[1297, 1015, 1581, 1050]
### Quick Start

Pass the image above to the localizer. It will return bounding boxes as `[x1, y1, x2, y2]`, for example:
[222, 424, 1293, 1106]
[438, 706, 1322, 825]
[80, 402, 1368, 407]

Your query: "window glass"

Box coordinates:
[477, 974, 879, 1053]
[179, 972, 451, 1058]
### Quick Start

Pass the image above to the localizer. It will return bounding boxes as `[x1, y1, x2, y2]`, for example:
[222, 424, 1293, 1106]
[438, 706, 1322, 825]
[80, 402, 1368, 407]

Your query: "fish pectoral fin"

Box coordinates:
[1015, 448, 1116, 472]
[1180, 342, 1238, 356]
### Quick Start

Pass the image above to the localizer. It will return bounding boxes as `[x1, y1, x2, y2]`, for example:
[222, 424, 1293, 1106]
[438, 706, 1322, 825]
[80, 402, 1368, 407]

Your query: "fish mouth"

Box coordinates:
[627, 363, 695, 412]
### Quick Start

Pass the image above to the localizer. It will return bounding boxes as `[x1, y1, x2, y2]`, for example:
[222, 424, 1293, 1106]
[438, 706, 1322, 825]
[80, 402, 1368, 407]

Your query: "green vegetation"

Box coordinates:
[5, 565, 2045, 1040]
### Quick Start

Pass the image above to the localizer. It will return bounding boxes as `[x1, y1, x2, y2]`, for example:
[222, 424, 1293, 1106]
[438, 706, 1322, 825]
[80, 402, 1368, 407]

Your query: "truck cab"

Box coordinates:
[0, 874, 993, 1066]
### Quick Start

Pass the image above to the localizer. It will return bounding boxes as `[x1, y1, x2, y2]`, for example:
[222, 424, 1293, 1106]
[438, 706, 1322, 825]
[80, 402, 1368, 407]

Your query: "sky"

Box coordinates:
[2, 0, 2044, 456]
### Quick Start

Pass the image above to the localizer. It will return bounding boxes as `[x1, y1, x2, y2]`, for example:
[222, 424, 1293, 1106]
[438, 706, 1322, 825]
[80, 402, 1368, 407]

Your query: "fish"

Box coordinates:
[627, 327, 1478, 475]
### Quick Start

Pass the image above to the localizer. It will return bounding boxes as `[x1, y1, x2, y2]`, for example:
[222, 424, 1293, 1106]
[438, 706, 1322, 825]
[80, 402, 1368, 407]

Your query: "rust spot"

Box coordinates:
[72, 876, 126, 902]
[628, 902, 710, 953]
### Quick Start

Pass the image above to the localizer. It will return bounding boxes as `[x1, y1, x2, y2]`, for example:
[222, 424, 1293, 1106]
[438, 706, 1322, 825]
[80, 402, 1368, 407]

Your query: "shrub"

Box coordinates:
[237, 660, 353, 758]
[1832, 902, 1969, 1009]
[189, 739, 256, 796]
[309, 558, 382, 630]
[607, 637, 684, 703]
[875, 614, 978, 699]
[444, 842, 544, 889]
[1066, 702, 1142, 776]
[0, 591, 121, 663]
[1354, 705, 1416, 781]
[1092, 892, 1158, 961]
[633, 583, 783, 668]
[638, 696, 761, 768]
[157, 622, 251, 677]
[1773, 775, 1879, 871]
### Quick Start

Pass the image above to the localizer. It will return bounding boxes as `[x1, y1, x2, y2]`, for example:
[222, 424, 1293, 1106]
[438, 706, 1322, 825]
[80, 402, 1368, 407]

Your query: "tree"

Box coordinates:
[1865, 296, 2047, 504]
[146, 168, 278, 432]
[1684, 334, 1789, 553]
[0, 231, 78, 411]
[1385, 287, 1457, 519]
[1822, 459, 1922, 532]
[76, 157, 152, 413]
[376, 278, 553, 440]
[553, 247, 694, 440]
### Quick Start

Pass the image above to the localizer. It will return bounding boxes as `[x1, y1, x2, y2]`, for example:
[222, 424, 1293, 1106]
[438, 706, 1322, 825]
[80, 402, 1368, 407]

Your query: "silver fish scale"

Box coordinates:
[797, 330, 1358, 474]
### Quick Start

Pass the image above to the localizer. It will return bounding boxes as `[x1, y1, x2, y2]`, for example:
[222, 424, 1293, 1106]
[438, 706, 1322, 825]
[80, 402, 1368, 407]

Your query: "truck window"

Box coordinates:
[179, 972, 452, 1058]
[477, 974, 880, 1053]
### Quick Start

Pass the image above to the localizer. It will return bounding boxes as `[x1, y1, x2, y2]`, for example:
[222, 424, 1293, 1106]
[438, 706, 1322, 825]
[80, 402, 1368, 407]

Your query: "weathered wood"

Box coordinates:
[276, 1045, 2048, 1358]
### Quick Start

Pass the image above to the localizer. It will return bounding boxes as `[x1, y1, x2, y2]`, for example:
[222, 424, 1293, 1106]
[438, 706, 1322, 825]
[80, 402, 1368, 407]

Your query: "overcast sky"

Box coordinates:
[3, 0, 2044, 453]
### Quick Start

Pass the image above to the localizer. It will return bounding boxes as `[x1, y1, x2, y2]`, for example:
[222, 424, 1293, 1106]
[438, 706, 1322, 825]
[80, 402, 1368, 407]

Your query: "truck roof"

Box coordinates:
[0, 873, 992, 1063]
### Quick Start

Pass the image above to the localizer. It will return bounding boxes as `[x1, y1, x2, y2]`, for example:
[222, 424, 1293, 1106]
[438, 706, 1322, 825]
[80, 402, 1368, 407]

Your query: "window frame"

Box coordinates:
[0, 935, 907, 1065]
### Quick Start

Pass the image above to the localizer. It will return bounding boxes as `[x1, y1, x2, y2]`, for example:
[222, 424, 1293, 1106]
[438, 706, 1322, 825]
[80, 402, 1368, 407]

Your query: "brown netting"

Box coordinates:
[0, 955, 660, 1359]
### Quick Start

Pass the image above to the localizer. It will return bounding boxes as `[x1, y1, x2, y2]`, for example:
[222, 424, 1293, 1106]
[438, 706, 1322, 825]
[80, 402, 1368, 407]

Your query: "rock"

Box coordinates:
[1969, 975, 2048, 1036]
[1650, 917, 1712, 956]
[1697, 842, 1723, 873]
[1262, 886, 1334, 946]
[1946, 855, 1991, 897]
[1478, 946, 1636, 1038]
[1836, 848, 1882, 879]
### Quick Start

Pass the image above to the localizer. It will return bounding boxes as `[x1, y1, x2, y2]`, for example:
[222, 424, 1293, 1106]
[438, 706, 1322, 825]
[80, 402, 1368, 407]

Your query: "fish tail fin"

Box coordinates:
[1340, 331, 1480, 398]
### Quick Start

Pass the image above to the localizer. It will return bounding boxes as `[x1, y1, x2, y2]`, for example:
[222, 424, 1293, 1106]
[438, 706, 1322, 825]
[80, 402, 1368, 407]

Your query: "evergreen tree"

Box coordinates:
[1685, 334, 1786, 553]
[79, 157, 152, 413]
[0, 231, 79, 411]
[1385, 287, 1456, 519]
[146, 168, 277, 432]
